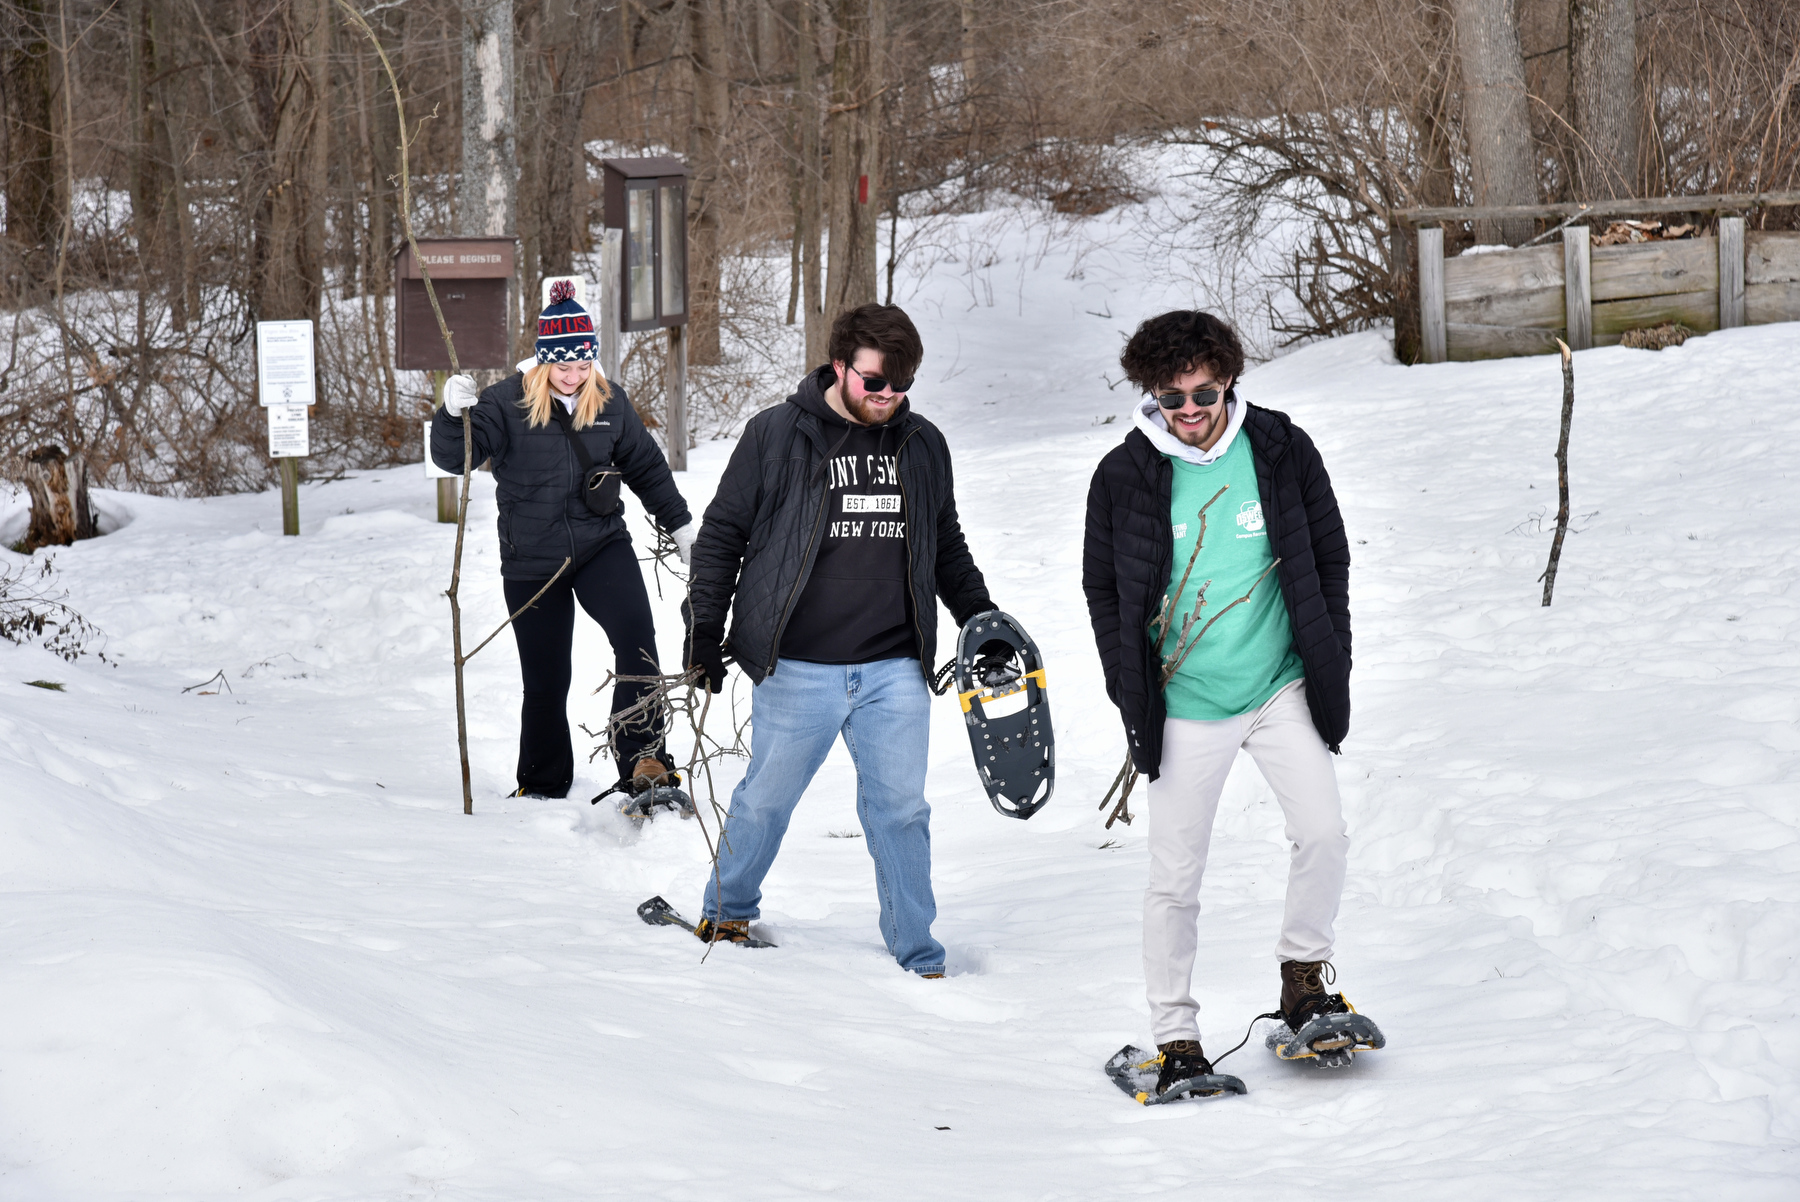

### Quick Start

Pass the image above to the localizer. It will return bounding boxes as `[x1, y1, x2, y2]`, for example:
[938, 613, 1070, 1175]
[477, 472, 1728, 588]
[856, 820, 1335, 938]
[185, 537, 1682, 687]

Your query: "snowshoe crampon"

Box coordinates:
[636, 896, 777, 948]
[954, 611, 1054, 819]
[591, 776, 695, 824]
[1266, 1005, 1385, 1068]
[1104, 1045, 1246, 1105]
[617, 783, 695, 823]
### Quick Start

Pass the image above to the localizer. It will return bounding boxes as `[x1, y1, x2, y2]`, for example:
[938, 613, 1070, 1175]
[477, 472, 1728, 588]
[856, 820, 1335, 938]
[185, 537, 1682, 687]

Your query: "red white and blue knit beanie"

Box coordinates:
[535, 279, 597, 363]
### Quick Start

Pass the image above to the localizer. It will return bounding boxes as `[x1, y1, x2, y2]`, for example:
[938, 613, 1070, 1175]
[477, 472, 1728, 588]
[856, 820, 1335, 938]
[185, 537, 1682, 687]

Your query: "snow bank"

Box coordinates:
[1, 205, 1796, 1199]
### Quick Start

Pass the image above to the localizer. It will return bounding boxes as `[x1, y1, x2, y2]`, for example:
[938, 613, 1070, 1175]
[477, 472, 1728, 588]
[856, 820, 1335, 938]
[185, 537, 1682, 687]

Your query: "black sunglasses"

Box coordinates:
[1155, 388, 1225, 410]
[847, 364, 914, 395]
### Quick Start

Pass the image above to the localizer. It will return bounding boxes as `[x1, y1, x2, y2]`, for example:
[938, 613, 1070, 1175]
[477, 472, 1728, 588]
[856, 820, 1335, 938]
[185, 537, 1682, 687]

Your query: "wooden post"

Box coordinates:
[1418, 226, 1446, 364]
[1391, 216, 1422, 364]
[1718, 216, 1746, 329]
[1563, 225, 1592, 351]
[431, 371, 456, 522]
[665, 324, 688, 470]
[599, 228, 621, 383]
[280, 456, 300, 536]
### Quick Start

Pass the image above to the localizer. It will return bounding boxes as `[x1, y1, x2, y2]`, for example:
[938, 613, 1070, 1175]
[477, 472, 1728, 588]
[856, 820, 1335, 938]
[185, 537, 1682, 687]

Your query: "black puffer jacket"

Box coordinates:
[688, 366, 992, 685]
[431, 373, 691, 579]
[1082, 404, 1351, 778]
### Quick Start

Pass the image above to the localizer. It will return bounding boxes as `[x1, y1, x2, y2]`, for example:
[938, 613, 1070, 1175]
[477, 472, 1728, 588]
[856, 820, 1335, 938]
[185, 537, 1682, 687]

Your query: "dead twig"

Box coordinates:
[460, 557, 571, 664]
[1540, 338, 1575, 606]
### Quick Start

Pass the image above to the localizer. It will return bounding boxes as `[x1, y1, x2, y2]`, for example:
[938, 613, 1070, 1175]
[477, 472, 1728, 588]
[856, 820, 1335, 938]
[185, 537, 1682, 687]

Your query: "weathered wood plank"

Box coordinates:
[1591, 236, 1719, 301]
[1394, 190, 1800, 224]
[1446, 286, 1564, 328]
[1443, 243, 1563, 302]
[1419, 227, 1446, 365]
[1745, 280, 1800, 325]
[1719, 217, 1745, 329]
[1745, 231, 1800, 284]
[1591, 289, 1721, 336]
[1564, 226, 1592, 351]
[1446, 323, 1566, 361]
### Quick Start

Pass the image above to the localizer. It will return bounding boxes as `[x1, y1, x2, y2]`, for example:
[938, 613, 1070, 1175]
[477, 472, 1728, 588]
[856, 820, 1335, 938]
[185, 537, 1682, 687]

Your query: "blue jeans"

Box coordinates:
[702, 657, 945, 975]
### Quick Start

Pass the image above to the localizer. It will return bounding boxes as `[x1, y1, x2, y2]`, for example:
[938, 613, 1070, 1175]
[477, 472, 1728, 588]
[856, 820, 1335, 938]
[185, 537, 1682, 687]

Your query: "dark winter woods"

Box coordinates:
[0, 0, 1796, 496]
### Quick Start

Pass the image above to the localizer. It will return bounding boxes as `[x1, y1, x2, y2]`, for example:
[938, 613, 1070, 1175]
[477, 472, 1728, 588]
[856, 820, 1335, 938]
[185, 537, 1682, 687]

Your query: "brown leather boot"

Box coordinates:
[1154, 1039, 1216, 1096]
[693, 917, 754, 944]
[632, 756, 676, 789]
[1279, 959, 1347, 1029]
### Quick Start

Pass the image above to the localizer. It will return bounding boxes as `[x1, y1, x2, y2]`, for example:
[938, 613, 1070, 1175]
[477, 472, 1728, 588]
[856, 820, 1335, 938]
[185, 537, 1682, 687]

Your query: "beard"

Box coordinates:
[844, 390, 901, 425]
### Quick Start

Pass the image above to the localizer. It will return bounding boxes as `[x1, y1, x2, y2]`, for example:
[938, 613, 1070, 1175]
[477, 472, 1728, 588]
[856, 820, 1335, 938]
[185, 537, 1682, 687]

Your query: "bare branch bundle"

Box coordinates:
[1098, 484, 1280, 828]
[0, 555, 105, 662]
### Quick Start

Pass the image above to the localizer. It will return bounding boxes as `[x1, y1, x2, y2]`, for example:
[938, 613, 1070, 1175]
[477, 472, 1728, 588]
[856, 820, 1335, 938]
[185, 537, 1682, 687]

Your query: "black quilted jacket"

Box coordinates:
[431, 373, 691, 579]
[1082, 404, 1351, 778]
[688, 366, 993, 685]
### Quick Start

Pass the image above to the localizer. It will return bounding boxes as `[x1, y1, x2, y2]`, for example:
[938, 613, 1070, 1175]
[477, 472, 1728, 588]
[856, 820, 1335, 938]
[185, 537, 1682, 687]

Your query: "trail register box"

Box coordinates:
[394, 238, 517, 371]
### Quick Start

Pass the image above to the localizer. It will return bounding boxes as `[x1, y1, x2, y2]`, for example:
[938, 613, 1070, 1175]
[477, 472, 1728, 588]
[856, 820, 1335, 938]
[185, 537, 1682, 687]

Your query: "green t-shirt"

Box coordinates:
[1158, 434, 1305, 720]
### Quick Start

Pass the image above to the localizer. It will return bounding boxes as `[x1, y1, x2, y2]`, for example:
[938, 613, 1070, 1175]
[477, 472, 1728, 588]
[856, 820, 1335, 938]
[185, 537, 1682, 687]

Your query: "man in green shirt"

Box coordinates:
[1083, 310, 1360, 1097]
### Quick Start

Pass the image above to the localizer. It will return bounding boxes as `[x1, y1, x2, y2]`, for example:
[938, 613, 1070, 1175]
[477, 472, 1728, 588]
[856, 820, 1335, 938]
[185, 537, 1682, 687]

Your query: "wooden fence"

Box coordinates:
[1393, 193, 1800, 363]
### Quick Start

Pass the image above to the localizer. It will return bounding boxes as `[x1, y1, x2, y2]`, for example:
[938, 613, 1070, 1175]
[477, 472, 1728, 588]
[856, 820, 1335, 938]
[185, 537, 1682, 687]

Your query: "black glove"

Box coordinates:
[973, 639, 1021, 688]
[686, 635, 726, 694]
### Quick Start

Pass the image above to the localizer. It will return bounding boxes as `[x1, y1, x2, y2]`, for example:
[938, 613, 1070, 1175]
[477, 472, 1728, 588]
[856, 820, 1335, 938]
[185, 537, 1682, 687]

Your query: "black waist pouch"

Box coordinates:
[551, 406, 621, 517]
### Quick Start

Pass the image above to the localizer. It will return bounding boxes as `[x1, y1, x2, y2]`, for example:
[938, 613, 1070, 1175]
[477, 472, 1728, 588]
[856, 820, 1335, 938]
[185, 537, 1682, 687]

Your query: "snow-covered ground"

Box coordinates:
[3, 212, 1798, 1200]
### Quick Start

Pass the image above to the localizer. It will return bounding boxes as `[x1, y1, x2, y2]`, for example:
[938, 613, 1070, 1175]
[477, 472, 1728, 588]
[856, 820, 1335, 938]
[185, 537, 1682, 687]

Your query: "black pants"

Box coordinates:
[504, 537, 662, 797]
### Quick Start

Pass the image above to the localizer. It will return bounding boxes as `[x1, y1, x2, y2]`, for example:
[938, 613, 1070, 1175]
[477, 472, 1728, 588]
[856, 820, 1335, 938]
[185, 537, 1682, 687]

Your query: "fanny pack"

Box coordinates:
[549, 405, 621, 518]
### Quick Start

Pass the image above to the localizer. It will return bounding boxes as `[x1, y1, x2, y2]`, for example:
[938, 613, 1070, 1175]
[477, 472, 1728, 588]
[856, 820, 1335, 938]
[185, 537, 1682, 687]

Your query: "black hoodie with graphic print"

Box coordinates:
[686, 365, 993, 685]
[778, 404, 916, 663]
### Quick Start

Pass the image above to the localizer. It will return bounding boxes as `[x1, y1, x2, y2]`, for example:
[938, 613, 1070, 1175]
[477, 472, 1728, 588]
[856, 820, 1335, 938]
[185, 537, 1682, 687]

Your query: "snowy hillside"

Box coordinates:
[3, 214, 1798, 1200]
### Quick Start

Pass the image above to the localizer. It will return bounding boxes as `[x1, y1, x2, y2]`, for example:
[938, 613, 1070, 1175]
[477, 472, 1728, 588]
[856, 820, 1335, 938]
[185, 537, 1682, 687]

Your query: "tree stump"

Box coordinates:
[21, 445, 96, 552]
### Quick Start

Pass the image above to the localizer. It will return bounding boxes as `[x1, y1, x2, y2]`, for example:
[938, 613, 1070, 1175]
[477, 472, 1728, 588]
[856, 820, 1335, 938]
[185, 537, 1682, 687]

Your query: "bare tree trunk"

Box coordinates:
[824, 0, 882, 323]
[254, 0, 330, 323]
[1450, 0, 1538, 243]
[3, 0, 59, 290]
[459, 0, 517, 238]
[797, 0, 826, 367]
[686, 0, 727, 364]
[22, 445, 95, 550]
[460, 0, 516, 368]
[1569, 0, 1639, 199]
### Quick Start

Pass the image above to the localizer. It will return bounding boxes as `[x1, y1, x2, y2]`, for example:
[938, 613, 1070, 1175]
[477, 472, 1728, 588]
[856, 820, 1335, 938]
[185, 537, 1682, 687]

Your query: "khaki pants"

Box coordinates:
[1143, 679, 1348, 1044]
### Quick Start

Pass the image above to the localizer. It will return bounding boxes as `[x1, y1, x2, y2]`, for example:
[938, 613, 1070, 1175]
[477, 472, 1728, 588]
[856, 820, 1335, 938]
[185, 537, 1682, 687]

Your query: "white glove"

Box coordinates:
[443, 374, 479, 416]
[671, 523, 697, 566]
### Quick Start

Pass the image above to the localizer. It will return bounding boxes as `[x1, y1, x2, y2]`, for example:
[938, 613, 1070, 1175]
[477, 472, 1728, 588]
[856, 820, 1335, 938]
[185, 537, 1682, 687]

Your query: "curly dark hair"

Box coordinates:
[1118, 311, 1246, 394]
[827, 303, 923, 385]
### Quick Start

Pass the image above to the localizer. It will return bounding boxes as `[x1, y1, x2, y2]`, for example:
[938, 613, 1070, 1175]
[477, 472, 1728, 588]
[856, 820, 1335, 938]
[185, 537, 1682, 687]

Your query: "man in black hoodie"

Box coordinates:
[683, 304, 995, 975]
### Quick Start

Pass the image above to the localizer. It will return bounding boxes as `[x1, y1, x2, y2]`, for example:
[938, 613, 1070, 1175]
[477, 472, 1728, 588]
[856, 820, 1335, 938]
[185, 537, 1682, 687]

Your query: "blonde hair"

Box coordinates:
[521, 362, 612, 429]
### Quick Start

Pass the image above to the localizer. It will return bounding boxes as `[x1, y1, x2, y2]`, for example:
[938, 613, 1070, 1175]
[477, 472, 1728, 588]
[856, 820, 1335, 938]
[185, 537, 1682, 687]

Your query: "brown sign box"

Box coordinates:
[602, 157, 689, 333]
[394, 237, 516, 371]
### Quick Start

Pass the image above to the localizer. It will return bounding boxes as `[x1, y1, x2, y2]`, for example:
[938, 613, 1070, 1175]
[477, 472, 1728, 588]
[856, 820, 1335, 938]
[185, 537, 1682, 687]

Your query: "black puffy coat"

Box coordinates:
[1082, 404, 1351, 778]
[687, 366, 992, 685]
[431, 373, 691, 580]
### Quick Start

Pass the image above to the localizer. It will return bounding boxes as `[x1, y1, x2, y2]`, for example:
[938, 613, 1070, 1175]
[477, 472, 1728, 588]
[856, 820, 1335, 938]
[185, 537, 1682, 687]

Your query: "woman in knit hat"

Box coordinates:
[430, 279, 697, 809]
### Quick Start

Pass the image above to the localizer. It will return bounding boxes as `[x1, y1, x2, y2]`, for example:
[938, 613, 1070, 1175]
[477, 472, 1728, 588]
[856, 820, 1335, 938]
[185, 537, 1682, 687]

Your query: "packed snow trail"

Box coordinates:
[2, 242, 1797, 1197]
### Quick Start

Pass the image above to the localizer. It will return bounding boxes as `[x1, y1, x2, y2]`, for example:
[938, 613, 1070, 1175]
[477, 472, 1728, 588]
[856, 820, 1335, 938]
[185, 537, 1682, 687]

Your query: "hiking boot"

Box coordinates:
[1279, 959, 1350, 1031]
[1154, 1039, 1216, 1096]
[631, 756, 678, 790]
[694, 917, 754, 944]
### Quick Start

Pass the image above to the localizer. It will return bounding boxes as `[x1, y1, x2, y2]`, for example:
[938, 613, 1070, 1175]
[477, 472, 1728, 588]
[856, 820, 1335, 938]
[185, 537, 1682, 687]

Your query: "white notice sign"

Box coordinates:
[423, 421, 455, 479]
[256, 320, 316, 408]
[268, 404, 310, 457]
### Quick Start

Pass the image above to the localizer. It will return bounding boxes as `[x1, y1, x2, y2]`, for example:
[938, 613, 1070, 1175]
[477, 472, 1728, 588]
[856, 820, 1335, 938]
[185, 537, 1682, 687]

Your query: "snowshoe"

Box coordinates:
[1104, 1044, 1246, 1105]
[1266, 1009, 1385, 1068]
[953, 611, 1054, 819]
[591, 757, 695, 824]
[1266, 960, 1384, 1067]
[636, 896, 777, 948]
